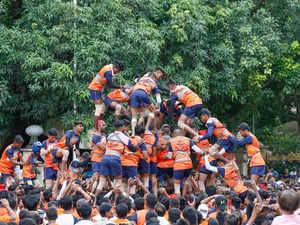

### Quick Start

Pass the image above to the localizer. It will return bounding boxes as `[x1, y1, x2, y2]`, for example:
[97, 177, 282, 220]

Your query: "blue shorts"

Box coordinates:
[216, 139, 235, 153]
[173, 168, 192, 180]
[150, 162, 157, 175]
[101, 155, 122, 177]
[239, 190, 248, 201]
[183, 104, 202, 118]
[44, 167, 58, 180]
[122, 166, 137, 178]
[92, 161, 102, 173]
[104, 96, 113, 110]
[23, 177, 37, 182]
[138, 159, 150, 174]
[1, 173, 12, 177]
[157, 167, 173, 178]
[89, 89, 102, 101]
[130, 90, 151, 108]
[250, 165, 265, 177]
[200, 160, 217, 174]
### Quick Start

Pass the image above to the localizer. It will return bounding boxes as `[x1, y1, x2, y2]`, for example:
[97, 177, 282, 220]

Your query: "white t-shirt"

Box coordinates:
[76, 220, 95, 225]
[57, 213, 76, 225]
[158, 216, 170, 225]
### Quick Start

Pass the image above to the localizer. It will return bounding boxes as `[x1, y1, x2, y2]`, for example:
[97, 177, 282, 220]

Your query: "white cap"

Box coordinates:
[198, 204, 209, 219]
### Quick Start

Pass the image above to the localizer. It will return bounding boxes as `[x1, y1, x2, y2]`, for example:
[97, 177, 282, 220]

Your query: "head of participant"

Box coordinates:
[99, 202, 113, 219]
[74, 121, 84, 133]
[114, 120, 125, 131]
[214, 195, 227, 212]
[76, 199, 92, 220]
[113, 60, 124, 74]
[278, 189, 300, 214]
[172, 128, 183, 137]
[135, 125, 145, 137]
[32, 141, 43, 156]
[12, 135, 24, 149]
[157, 136, 169, 150]
[199, 108, 211, 123]
[48, 128, 57, 142]
[97, 120, 106, 132]
[167, 79, 177, 91]
[238, 122, 250, 137]
[120, 115, 131, 133]
[155, 66, 166, 80]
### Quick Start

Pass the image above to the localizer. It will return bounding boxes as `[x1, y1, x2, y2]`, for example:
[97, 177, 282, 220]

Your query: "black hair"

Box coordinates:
[146, 193, 158, 209]
[114, 120, 124, 129]
[168, 207, 181, 224]
[200, 108, 211, 117]
[179, 197, 188, 211]
[155, 66, 166, 75]
[76, 199, 92, 219]
[169, 198, 180, 209]
[146, 210, 158, 222]
[135, 197, 145, 210]
[19, 218, 37, 225]
[119, 114, 131, 121]
[14, 134, 24, 143]
[59, 196, 73, 210]
[216, 211, 228, 225]
[197, 210, 203, 225]
[116, 203, 128, 219]
[176, 218, 190, 225]
[74, 121, 83, 127]
[99, 202, 112, 217]
[160, 197, 170, 210]
[183, 206, 198, 225]
[238, 122, 250, 131]
[7, 222, 18, 225]
[48, 201, 57, 208]
[167, 79, 176, 86]
[43, 189, 52, 203]
[224, 214, 240, 225]
[206, 185, 216, 196]
[46, 207, 57, 220]
[135, 125, 145, 136]
[114, 60, 124, 71]
[208, 218, 219, 225]
[48, 128, 58, 136]
[231, 197, 241, 210]
[81, 151, 90, 159]
[155, 203, 166, 217]
[23, 194, 40, 211]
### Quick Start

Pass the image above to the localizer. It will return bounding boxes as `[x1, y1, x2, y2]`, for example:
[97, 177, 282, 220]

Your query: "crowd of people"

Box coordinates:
[0, 62, 299, 225]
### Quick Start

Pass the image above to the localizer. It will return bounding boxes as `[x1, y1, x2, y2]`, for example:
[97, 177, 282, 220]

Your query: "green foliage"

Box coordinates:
[0, 0, 299, 153]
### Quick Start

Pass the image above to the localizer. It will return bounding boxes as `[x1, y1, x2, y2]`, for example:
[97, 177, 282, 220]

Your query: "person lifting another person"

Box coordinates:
[167, 80, 203, 135]
[130, 71, 164, 136]
[88, 61, 125, 129]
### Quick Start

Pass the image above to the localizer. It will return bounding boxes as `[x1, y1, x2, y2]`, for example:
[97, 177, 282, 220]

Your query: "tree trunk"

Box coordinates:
[11, 0, 23, 20]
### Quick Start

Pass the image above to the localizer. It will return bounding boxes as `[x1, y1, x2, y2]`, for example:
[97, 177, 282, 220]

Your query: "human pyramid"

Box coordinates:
[0, 61, 266, 201]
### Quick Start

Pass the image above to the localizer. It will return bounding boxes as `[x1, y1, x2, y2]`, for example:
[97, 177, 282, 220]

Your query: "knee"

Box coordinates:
[62, 150, 69, 161]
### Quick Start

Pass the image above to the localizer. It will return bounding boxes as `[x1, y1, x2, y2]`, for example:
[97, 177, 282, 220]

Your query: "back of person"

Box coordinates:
[56, 213, 77, 225]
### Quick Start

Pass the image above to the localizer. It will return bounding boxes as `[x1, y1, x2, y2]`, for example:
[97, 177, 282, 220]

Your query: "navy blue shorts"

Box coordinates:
[250, 165, 265, 177]
[173, 168, 192, 180]
[239, 190, 248, 202]
[44, 167, 58, 180]
[183, 104, 202, 118]
[122, 166, 137, 178]
[216, 139, 235, 153]
[101, 155, 122, 177]
[157, 167, 173, 178]
[1, 173, 12, 177]
[200, 160, 217, 174]
[92, 161, 102, 173]
[104, 96, 113, 110]
[89, 89, 102, 101]
[23, 177, 37, 182]
[138, 159, 150, 174]
[130, 90, 151, 108]
[150, 162, 157, 175]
